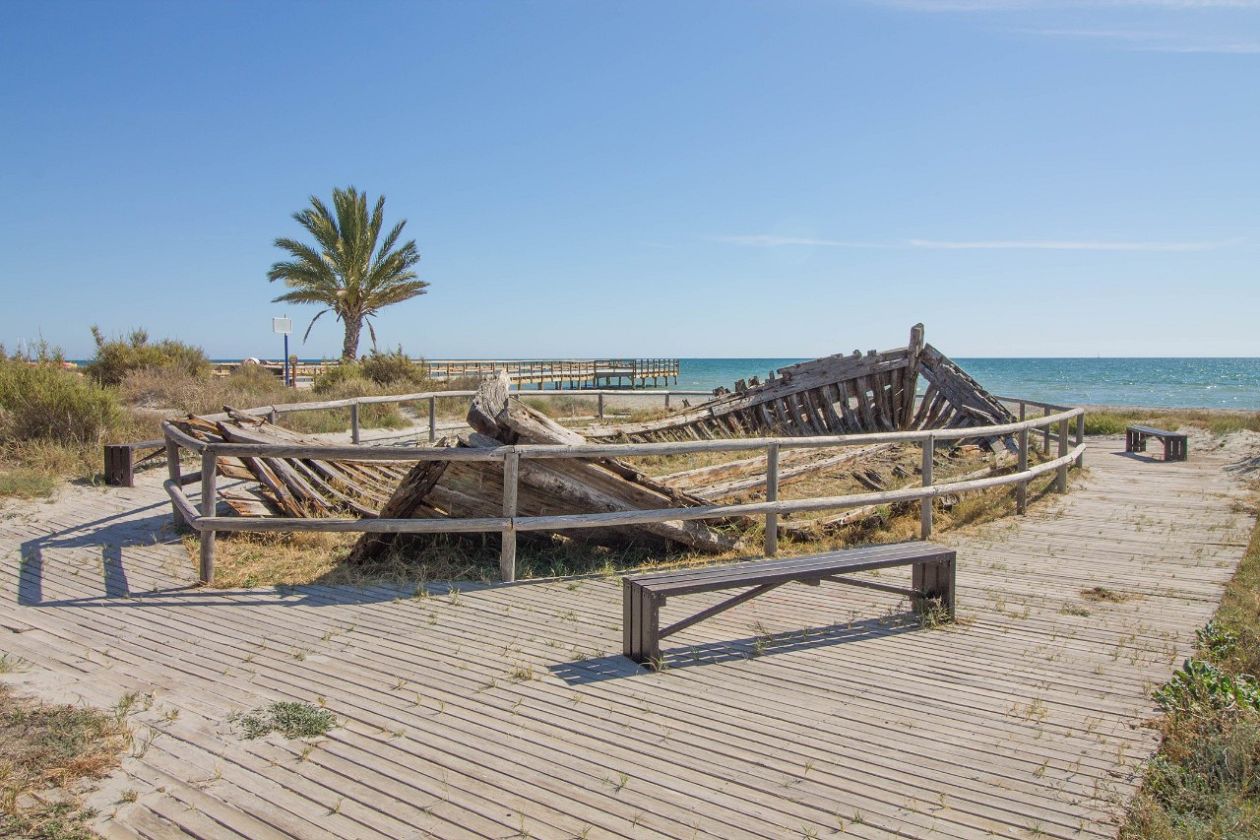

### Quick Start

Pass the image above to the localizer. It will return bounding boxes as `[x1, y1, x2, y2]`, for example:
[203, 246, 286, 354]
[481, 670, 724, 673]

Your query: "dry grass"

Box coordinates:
[196, 444, 1068, 589]
[1085, 408, 1260, 438]
[0, 682, 127, 838]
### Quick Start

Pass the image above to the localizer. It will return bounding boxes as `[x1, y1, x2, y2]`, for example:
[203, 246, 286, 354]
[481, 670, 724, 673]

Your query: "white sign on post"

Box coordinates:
[272, 317, 293, 336]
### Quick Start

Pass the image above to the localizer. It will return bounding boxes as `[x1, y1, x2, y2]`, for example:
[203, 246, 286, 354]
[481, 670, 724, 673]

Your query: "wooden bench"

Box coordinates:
[623, 541, 956, 664]
[1125, 425, 1188, 462]
[103, 439, 165, 487]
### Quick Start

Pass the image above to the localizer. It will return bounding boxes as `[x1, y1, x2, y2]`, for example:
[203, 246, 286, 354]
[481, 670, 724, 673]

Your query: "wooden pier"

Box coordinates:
[0, 430, 1255, 838]
[215, 358, 680, 390]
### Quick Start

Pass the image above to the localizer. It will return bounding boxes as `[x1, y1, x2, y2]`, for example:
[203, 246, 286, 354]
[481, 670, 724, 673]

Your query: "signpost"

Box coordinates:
[272, 317, 293, 386]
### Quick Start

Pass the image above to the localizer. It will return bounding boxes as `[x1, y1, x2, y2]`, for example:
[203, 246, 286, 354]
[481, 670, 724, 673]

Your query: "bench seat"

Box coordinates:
[1125, 425, 1188, 462]
[623, 541, 956, 664]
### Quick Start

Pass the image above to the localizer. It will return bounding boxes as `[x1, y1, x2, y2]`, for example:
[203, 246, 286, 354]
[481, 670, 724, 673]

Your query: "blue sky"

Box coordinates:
[1, 0, 1256, 360]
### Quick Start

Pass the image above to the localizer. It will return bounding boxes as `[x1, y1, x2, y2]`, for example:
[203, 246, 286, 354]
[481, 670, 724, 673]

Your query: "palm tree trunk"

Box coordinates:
[342, 317, 363, 360]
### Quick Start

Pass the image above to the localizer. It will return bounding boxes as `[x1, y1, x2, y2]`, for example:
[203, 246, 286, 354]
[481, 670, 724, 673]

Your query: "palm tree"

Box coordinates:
[268, 187, 427, 360]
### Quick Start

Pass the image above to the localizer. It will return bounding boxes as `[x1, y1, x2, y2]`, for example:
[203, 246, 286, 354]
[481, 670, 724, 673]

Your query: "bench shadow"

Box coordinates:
[1111, 450, 1168, 464]
[549, 613, 923, 684]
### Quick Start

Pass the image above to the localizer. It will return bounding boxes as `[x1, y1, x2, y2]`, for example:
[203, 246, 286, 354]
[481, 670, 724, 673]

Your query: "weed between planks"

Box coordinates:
[231, 701, 337, 740]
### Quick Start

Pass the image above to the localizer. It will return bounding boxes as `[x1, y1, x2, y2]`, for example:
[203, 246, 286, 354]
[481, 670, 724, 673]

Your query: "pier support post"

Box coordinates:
[764, 443, 779, 557]
[500, 450, 519, 582]
[199, 449, 217, 584]
[921, 435, 934, 540]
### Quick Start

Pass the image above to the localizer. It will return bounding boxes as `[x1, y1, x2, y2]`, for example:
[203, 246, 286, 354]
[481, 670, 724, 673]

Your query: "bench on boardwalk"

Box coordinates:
[103, 439, 165, 487]
[1125, 425, 1188, 462]
[622, 541, 956, 664]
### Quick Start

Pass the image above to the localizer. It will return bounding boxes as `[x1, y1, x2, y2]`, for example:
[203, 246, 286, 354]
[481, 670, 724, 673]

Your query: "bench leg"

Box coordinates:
[913, 558, 955, 621]
[623, 585, 662, 665]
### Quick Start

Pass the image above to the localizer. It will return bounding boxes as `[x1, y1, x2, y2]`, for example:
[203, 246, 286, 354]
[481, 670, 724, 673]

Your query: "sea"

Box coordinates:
[673, 358, 1260, 410]
[211, 356, 1260, 410]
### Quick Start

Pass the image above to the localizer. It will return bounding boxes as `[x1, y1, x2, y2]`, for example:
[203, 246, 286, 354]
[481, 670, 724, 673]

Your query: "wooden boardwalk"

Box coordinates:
[0, 433, 1254, 839]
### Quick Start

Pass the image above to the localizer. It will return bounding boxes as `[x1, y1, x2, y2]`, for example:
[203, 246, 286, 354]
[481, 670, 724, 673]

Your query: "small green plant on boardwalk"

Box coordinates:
[0, 683, 127, 838]
[1122, 497, 1260, 839]
[232, 701, 336, 740]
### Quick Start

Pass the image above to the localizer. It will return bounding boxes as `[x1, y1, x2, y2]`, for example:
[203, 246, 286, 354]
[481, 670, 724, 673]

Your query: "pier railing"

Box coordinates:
[161, 389, 1086, 586]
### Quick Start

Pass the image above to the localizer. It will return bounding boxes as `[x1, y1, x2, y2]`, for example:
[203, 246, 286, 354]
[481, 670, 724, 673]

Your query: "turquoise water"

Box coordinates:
[674, 357, 1260, 410]
[199, 355, 1260, 409]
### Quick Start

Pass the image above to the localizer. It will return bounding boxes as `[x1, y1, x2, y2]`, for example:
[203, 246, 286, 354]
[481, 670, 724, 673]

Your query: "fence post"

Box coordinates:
[1042, 406, 1051, 454]
[1057, 418, 1069, 493]
[1016, 427, 1029, 514]
[920, 434, 934, 540]
[598, 393, 604, 419]
[1075, 412, 1085, 468]
[199, 449, 217, 584]
[428, 396, 437, 444]
[350, 401, 360, 445]
[500, 449, 519, 582]
[165, 435, 186, 530]
[665, 392, 671, 410]
[269, 408, 279, 425]
[764, 443, 779, 557]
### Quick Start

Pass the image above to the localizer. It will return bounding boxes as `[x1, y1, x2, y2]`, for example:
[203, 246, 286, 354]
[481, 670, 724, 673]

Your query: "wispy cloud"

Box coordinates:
[711, 234, 892, 248]
[716, 235, 1234, 251]
[908, 238, 1229, 250]
[1017, 26, 1260, 51]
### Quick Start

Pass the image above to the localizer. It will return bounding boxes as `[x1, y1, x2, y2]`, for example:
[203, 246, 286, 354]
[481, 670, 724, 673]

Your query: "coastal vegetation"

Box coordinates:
[1122, 489, 1260, 839]
[0, 333, 443, 499]
[1085, 408, 1260, 438]
[267, 187, 427, 360]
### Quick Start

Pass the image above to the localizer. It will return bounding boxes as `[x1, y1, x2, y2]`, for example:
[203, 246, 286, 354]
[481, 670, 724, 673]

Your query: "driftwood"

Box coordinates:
[583, 324, 1014, 446]
[348, 374, 738, 561]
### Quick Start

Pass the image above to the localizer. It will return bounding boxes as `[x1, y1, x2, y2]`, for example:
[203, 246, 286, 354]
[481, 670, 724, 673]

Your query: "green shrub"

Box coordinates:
[1156, 659, 1260, 716]
[360, 346, 426, 388]
[312, 361, 363, 394]
[84, 327, 209, 387]
[0, 360, 123, 444]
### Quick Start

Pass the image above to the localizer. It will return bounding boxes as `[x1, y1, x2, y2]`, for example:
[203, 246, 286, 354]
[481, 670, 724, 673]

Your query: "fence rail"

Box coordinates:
[161, 388, 1087, 586]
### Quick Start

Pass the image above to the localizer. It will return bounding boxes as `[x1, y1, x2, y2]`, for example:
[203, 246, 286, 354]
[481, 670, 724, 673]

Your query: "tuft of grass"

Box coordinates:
[1121, 489, 1260, 838]
[0, 468, 58, 500]
[0, 683, 126, 833]
[232, 701, 336, 740]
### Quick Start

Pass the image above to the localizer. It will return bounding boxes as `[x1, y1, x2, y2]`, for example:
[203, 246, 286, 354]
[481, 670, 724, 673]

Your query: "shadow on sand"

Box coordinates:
[549, 612, 924, 684]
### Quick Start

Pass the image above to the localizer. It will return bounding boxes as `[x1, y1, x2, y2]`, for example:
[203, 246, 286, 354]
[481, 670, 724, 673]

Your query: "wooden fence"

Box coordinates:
[161, 392, 1086, 586]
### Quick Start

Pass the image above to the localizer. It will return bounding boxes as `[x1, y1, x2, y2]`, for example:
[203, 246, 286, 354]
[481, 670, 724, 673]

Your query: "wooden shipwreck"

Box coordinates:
[351, 374, 737, 560]
[584, 325, 1014, 444]
[171, 324, 1016, 560]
